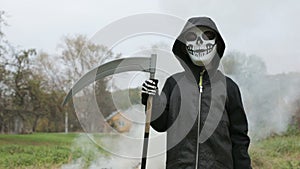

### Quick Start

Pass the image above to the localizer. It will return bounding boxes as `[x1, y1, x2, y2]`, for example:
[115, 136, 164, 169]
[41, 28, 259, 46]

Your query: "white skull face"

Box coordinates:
[185, 26, 217, 66]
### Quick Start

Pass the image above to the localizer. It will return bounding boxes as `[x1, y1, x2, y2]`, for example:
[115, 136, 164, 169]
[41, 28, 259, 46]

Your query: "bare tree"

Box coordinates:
[57, 35, 121, 132]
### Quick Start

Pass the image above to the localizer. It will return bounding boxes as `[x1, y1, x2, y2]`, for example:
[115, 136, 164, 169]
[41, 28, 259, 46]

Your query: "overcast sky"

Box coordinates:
[1, 0, 300, 74]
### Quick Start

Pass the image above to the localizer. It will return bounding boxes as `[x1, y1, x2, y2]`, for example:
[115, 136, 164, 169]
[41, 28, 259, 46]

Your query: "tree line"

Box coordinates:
[0, 11, 136, 133]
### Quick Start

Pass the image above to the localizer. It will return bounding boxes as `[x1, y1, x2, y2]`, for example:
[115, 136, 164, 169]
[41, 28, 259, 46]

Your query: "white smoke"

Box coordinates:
[62, 105, 165, 169]
[221, 52, 300, 140]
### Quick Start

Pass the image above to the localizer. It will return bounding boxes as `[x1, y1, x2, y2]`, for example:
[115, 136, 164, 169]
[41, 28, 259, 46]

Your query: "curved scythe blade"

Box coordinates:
[62, 56, 155, 106]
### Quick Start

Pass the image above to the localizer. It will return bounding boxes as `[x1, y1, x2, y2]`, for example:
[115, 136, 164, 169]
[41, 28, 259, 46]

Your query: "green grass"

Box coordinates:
[0, 133, 77, 145]
[0, 133, 109, 169]
[0, 133, 78, 169]
[250, 128, 300, 169]
[0, 131, 299, 169]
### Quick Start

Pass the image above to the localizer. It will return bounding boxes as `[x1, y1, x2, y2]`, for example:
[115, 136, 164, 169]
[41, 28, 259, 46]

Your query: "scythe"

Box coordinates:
[63, 54, 157, 169]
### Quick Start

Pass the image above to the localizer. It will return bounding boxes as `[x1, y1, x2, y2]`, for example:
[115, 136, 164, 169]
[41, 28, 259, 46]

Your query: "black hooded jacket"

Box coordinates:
[149, 17, 252, 169]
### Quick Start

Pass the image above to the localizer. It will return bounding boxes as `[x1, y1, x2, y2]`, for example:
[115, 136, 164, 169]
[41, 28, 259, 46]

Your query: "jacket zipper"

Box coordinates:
[195, 70, 205, 169]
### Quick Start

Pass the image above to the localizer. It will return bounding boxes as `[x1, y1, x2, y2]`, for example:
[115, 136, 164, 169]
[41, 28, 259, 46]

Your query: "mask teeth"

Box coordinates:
[187, 45, 194, 55]
[188, 43, 215, 57]
[206, 44, 215, 54]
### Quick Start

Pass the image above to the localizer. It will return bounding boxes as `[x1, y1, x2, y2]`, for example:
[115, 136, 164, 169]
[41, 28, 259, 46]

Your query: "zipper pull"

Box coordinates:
[199, 70, 205, 93]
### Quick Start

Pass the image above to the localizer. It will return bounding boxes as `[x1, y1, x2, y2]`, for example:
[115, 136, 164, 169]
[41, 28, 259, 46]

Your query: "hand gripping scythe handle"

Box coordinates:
[141, 54, 156, 169]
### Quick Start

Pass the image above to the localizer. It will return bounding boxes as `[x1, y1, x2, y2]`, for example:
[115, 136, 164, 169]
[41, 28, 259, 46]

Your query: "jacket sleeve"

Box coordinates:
[226, 79, 252, 169]
[150, 77, 173, 132]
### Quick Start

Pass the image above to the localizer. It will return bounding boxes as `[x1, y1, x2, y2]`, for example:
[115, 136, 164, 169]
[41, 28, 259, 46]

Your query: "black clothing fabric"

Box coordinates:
[149, 17, 252, 169]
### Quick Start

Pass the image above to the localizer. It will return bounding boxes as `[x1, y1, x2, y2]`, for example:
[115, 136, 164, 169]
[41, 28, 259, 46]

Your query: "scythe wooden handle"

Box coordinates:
[141, 95, 153, 169]
[141, 54, 156, 169]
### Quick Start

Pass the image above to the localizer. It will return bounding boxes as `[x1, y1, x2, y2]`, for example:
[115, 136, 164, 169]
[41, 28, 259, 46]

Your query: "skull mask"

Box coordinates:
[185, 26, 217, 66]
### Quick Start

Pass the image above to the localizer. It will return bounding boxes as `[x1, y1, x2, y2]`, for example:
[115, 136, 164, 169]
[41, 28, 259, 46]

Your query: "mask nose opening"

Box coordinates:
[196, 36, 203, 45]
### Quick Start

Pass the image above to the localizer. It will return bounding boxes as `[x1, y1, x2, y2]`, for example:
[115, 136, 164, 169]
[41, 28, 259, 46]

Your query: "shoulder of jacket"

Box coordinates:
[167, 72, 185, 81]
[214, 70, 238, 89]
[224, 75, 239, 90]
[165, 72, 185, 87]
[224, 76, 243, 102]
[171, 72, 185, 78]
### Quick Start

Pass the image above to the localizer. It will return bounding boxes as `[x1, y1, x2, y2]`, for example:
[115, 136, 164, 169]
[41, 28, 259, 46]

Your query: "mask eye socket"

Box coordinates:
[185, 32, 197, 41]
[202, 31, 216, 40]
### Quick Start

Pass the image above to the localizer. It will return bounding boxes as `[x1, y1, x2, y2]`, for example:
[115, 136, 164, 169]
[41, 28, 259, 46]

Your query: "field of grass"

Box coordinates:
[250, 129, 300, 169]
[0, 131, 299, 169]
[0, 133, 79, 169]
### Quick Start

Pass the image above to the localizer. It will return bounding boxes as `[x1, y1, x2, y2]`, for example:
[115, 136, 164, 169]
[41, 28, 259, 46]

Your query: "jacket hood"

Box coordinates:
[172, 17, 226, 80]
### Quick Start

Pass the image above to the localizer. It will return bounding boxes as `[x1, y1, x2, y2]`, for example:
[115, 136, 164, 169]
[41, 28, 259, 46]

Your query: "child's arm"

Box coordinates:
[226, 79, 252, 169]
[150, 77, 174, 132]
